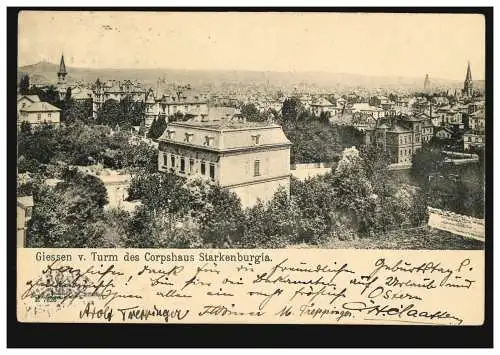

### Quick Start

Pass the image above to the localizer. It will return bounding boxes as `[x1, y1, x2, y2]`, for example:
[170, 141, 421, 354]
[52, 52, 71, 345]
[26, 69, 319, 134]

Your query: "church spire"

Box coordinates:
[463, 60, 473, 98]
[57, 53, 67, 83]
[465, 61, 472, 82]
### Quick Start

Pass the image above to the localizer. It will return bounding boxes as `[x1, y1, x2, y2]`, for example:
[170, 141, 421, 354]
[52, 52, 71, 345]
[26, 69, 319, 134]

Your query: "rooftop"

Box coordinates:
[17, 196, 34, 208]
[19, 102, 61, 112]
[17, 95, 40, 103]
[171, 118, 277, 131]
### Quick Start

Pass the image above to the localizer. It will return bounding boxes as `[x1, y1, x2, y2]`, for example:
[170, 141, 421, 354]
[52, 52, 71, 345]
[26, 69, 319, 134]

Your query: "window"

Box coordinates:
[204, 136, 214, 146]
[22, 103, 26, 108]
[37, 113, 41, 120]
[201, 161, 206, 175]
[185, 133, 193, 143]
[251, 134, 261, 145]
[254, 160, 260, 177]
[209, 164, 215, 181]
[189, 159, 194, 173]
[171, 155, 176, 168]
[180, 157, 185, 173]
[25, 207, 32, 219]
[48, 113, 52, 118]
[164, 153, 169, 167]
[167, 130, 176, 139]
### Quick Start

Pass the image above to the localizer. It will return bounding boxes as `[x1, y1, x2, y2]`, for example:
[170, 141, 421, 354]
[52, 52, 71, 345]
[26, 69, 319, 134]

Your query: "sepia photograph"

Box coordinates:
[16, 11, 486, 250]
[9, 8, 492, 342]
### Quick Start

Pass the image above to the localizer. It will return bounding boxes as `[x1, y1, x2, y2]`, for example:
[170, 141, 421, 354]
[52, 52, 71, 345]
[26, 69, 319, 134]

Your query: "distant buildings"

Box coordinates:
[310, 97, 339, 116]
[364, 114, 433, 164]
[144, 86, 209, 128]
[463, 131, 485, 151]
[92, 79, 146, 119]
[352, 103, 385, 119]
[157, 114, 291, 207]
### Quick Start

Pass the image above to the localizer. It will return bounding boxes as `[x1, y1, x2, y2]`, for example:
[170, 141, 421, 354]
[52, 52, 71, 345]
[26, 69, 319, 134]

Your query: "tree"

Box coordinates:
[64, 87, 72, 102]
[330, 147, 377, 236]
[17, 123, 57, 165]
[290, 176, 337, 244]
[26, 173, 108, 248]
[58, 167, 108, 208]
[184, 178, 245, 248]
[411, 146, 446, 184]
[281, 96, 304, 122]
[127, 171, 191, 214]
[240, 187, 300, 248]
[368, 96, 381, 107]
[240, 103, 261, 121]
[29, 85, 60, 106]
[19, 74, 30, 95]
[61, 99, 93, 124]
[359, 145, 393, 198]
[147, 116, 168, 140]
[96, 99, 122, 126]
[124, 206, 203, 248]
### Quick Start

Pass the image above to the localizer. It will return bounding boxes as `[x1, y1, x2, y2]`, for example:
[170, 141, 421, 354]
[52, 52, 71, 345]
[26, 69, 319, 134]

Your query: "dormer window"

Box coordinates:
[184, 133, 193, 143]
[167, 129, 176, 139]
[251, 134, 261, 145]
[204, 136, 214, 146]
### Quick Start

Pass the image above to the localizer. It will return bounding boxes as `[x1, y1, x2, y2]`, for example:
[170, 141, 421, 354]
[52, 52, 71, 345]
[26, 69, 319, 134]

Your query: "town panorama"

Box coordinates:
[17, 50, 485, 250]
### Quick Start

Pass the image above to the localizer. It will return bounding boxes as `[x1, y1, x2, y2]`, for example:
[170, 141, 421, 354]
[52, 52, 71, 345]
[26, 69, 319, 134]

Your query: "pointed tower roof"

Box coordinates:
[58, 54, 67, 75]
[465, 61, 472, 82]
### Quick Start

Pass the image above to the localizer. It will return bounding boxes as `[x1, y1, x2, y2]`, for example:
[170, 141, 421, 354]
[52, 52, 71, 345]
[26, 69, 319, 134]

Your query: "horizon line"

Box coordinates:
[18, 60, 484, 82]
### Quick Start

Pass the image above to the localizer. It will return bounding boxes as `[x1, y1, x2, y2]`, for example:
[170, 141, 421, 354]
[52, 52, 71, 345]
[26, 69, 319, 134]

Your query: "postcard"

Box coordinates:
[15, 10, 487, 326]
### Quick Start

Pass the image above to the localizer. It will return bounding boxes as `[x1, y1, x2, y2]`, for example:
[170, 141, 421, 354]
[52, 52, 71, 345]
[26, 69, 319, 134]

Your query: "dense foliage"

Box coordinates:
[411, 145, 485, 218]
[96, 97, 145, 127]
[17, 122, 157, 172]
[25, 167, 109, 248]
[283, 120, 364, 163]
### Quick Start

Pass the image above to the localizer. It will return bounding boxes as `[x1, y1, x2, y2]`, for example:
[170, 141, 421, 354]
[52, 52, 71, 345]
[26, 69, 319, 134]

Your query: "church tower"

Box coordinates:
[424, 74, 431, 92]
[57, 54, 67, 85]
[463, 61, 473, 98]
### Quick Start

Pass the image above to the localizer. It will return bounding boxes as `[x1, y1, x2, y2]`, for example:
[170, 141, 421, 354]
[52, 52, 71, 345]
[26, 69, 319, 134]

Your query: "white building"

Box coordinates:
[158, 115, 291, 208]
[18, 101, 61, 127]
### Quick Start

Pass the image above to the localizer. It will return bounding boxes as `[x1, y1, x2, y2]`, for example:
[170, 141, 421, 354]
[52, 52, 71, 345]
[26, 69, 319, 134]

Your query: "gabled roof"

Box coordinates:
[311, 97, 334, 107]
[17, 95, 40, 103]
[19, 101, 61, 112]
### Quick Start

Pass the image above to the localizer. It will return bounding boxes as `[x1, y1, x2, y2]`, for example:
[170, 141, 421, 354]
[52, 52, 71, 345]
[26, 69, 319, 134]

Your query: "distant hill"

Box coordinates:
[18, 61, 468, 91]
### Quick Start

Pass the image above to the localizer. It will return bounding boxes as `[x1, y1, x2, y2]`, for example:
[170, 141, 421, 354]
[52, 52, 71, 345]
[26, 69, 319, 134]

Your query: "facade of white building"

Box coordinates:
[157, 117, 291, 208]
[18, 101, 61, 127]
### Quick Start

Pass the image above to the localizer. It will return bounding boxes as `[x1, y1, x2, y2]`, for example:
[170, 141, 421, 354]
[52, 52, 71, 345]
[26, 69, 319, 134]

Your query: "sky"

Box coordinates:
[18, 11, 486, 80]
